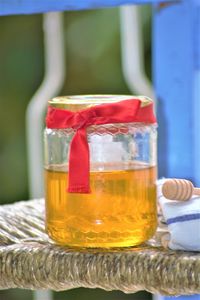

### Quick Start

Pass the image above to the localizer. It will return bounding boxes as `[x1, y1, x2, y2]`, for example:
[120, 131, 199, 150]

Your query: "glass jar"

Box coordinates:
[44, 95, 157, 248]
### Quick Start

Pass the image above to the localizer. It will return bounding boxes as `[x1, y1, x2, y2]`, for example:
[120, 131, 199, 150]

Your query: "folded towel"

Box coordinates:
[157, 179, 200, 251]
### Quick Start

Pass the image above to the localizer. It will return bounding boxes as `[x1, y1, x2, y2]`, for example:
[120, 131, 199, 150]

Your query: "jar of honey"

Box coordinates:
[44, 95, 157, 248]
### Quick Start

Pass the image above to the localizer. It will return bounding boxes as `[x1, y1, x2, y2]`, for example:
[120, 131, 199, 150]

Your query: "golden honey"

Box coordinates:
[45, 164, 157, 248]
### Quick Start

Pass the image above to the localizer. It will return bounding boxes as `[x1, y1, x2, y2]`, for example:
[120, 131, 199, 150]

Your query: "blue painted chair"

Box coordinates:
[0, 1, 199, 300]
[0, 0, 173, 15]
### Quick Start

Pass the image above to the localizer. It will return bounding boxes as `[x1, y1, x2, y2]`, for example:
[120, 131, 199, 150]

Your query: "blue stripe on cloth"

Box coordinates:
[167, 213, 200, 225]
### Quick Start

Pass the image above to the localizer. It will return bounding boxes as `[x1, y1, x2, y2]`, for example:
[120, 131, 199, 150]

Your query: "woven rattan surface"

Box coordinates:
[0, 199, 199, 295]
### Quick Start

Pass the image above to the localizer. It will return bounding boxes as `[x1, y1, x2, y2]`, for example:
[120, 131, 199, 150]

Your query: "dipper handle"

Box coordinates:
[194, 187, 200, 196]
[162, 179, 200, 201]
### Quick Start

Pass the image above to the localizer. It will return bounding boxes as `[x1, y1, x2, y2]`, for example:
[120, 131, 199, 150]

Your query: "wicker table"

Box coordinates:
[0, 199, 199, 295]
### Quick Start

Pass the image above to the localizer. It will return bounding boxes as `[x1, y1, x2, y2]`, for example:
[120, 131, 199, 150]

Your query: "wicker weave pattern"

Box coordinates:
[0, 199, 199, 295]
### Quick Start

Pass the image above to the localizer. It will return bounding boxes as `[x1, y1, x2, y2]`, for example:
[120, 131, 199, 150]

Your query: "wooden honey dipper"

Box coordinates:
[162, 179, 200, 201]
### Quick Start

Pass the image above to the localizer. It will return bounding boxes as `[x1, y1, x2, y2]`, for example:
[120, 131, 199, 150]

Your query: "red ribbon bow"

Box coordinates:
[46, 99, 156, 193]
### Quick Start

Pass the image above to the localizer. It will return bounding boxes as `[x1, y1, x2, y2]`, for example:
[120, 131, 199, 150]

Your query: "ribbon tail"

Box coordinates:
[68, 127, 90, 193]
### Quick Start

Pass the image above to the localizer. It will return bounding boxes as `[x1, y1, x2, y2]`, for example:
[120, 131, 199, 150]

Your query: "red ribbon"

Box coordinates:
[46, 99, 156, 193]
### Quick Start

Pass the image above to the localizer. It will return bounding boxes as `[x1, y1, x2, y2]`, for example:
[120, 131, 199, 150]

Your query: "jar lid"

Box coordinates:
[48, 95, 153, 111]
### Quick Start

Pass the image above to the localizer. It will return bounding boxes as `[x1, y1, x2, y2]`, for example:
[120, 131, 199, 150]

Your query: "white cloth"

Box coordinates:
[157, 179, 200, 251]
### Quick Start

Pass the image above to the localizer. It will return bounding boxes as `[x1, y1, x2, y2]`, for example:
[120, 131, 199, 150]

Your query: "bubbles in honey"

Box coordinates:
[45, 164, 157, 248]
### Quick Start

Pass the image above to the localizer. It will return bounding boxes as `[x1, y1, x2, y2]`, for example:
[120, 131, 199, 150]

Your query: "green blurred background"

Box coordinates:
[0, 6, 152, 300]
